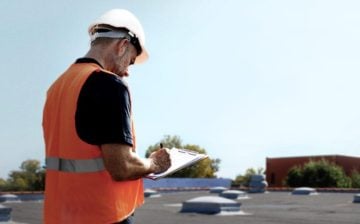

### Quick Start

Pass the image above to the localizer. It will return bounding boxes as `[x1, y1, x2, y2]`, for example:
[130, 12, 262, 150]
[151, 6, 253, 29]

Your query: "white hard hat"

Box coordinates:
[88, 9, 149, 64]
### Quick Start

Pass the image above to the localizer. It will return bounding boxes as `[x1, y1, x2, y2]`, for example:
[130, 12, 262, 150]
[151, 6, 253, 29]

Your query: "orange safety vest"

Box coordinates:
[42, 62, 144, 224]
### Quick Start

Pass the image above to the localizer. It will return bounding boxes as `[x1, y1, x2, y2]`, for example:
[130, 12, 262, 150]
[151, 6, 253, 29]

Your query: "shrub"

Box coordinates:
[285, 159, 351, 188]
[285, 166, 303, 187]
[350, 170, 360, 188]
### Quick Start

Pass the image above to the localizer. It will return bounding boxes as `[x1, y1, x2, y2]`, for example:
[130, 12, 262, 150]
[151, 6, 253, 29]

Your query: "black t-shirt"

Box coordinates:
[75, 58, 133, 146]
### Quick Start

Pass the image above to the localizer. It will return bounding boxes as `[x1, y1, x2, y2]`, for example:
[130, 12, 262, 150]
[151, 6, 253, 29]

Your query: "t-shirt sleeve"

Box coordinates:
[75, 71, 133, 146]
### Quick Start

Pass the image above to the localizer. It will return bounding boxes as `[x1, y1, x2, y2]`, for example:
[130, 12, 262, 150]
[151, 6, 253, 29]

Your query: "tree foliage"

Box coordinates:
[145, 135, 182, 157]
[233, 167, 265, 187]
[285, 159, 351, 188]
[350, 169, 360, 188]
[285, 166, 303, 187]
[0, 159, 45, 192]
[145, 135, 220, 178]
[0, 178, 7, 191]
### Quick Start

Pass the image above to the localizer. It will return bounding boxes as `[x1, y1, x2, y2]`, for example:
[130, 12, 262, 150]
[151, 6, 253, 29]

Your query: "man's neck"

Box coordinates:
[84, 51, 106, 69]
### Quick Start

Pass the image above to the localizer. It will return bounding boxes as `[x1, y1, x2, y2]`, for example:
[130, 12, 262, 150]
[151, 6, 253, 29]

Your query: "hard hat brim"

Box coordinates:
[135, 48, 149, 64]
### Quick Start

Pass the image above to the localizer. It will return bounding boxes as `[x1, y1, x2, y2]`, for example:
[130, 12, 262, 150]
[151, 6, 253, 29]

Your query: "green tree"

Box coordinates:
[0, 178, 7, 191]
[285, 166, 303, 187]
[285, 159, 351, 188]
[5, 159, 45, 191]
[145, 135, 182, 157]
[7, 171, 28, 191]
[303, 159, 351, 187]
[145, 135, 220, 178]
[350, 169, 360, 188]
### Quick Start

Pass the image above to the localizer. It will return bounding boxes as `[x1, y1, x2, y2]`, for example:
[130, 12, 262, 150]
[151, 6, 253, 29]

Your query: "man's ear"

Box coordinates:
[116, 39, 129, 56]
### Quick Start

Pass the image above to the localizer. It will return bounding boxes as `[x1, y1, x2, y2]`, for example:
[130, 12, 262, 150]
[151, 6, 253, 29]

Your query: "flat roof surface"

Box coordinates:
[4, 191, 360, 224]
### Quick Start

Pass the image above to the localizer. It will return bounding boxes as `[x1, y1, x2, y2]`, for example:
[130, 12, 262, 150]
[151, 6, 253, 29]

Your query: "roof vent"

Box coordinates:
[209, 186, 228, 194]
[292, 187, 318, 195]
[220, 190, 248, 200]
[180, 196, 241, 214]
[0, 194, 20, 203]
[249, 175, 268, 193]
[0, 204, 12, 222]
[144, 189, 161, 198]
[353, 194, 360, 203]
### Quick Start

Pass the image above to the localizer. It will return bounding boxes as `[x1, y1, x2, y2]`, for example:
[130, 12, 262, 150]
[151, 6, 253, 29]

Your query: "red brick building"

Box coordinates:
[266, 155, 360, 187]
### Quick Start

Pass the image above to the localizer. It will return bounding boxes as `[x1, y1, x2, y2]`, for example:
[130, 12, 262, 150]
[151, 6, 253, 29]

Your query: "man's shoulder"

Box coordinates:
[88, 70, 128, 90]
[78, 71, 130, 103]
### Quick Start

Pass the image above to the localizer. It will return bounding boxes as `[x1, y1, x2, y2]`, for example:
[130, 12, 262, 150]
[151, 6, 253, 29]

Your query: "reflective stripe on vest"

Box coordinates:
[46, 157, 105, 173]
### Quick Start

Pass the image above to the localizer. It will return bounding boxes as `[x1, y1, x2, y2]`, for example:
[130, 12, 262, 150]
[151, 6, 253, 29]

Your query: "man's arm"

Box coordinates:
[101, 143, 171, 181]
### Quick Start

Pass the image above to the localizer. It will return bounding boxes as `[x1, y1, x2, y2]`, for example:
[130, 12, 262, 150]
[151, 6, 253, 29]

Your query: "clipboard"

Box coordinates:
[146, 148, 208, 180]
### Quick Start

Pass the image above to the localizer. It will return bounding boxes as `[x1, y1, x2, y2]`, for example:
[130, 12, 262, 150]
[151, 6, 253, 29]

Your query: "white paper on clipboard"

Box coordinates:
[146, 148, 208, 180]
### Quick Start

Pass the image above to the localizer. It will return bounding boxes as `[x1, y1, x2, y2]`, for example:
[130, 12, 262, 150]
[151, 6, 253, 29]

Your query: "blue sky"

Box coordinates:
[1, 0, 360, 179]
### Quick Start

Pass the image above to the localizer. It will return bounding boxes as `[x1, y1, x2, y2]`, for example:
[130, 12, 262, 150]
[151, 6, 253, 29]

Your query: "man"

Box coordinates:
[42, 9, 171, 224]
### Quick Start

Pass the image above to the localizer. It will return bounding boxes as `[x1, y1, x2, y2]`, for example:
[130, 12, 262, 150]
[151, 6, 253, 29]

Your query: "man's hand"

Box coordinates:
[149, 148, 171, 174]
[101, 144, 171, 181]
